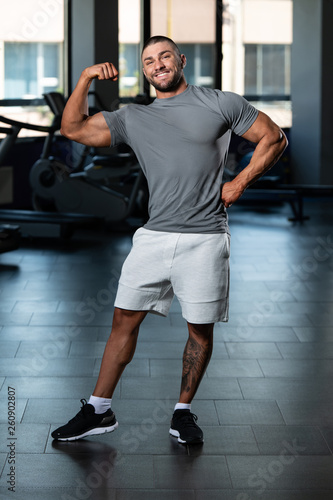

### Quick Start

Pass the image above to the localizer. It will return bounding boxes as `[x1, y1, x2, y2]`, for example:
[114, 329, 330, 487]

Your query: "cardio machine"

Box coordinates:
[29, 92, 148, 224]
[0, 115, 99, 238]
[0, 122, 21, 252]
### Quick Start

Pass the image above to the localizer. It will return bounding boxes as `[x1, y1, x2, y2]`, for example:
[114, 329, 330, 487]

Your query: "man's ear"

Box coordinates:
[181, 54, 187, 69]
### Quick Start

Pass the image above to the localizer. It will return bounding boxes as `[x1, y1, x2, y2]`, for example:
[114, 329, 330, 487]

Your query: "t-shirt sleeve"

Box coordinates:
[101, 107, 129, 147]
[217, 91, 259, 136]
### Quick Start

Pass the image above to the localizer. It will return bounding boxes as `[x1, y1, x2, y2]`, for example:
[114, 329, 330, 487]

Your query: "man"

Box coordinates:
[52, 36, 287, 445]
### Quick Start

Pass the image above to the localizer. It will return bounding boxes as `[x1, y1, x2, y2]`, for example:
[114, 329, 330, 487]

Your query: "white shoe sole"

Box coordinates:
[169, 428, 186, 444]
[56, 421, 119, 441]
[169, 427, 204, 444]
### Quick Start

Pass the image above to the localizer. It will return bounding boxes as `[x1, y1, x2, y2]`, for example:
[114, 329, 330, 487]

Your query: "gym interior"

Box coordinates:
[1, 1, 333, 498]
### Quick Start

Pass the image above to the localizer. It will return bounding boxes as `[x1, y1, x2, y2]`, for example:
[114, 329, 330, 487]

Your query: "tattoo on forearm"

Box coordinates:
[181, 337, 212, 394]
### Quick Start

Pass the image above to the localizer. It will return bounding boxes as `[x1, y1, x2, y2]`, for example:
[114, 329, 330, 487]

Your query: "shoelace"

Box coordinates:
[176, 412, 199, 428]
[68, 399, 90, 423]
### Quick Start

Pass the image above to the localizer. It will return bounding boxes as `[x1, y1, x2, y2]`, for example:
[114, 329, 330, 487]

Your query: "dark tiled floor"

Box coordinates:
[1, 199, 333, 500]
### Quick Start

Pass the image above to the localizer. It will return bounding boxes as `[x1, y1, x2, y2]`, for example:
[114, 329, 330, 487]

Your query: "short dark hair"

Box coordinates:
[141, 36, 181, 59]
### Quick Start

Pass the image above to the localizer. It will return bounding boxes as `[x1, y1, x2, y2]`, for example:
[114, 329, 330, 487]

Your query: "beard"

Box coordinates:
[146, 61, 183, 93]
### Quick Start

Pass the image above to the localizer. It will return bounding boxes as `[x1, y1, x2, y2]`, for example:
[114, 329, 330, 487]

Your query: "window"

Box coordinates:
[119, 0, 141, 98]
[177, 44, 215, 88]
[0, 0, 65, 134]
[244, 44, 291, 96]
[119, 43, 141, 97]
[4, 42, 62, 98]
[222, 0, 293, 128]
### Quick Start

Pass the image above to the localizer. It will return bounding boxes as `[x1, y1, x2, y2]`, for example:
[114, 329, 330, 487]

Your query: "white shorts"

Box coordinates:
[114, 228, 230, 324]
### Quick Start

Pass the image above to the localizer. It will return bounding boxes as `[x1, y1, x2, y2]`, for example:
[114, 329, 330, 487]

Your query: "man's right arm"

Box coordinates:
[60, 62, 118, 148]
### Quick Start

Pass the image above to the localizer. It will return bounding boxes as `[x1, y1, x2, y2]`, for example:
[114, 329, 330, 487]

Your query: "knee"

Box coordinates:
[108, 309, 143, 364]
[187, 322, 214, 344]
[112, 307, 146, 334]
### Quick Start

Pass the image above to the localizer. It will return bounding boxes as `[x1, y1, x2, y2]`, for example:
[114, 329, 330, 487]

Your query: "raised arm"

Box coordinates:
[221, 111, 288, 208]
[60, 62, 118, 147]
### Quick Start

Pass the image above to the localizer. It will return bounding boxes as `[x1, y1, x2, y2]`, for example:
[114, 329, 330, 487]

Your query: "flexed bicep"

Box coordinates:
[60, 62, 118, 147]
[64, 112, 112, 147]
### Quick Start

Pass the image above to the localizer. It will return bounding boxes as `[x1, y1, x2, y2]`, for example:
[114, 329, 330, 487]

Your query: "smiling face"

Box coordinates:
[142, 41, 187, 97]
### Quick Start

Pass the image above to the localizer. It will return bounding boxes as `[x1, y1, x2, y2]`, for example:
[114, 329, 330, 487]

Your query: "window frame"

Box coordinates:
[0, 0, 68, 110]
[244, 43, 291, 100]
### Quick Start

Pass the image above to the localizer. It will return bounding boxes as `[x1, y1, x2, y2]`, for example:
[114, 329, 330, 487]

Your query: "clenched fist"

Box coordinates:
[221, 181, 245, 208]
[82, 62, 119, 82]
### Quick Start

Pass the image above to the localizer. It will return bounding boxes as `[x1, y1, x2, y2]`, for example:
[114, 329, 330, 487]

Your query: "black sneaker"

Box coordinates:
[51, 399, 118, 441]
[169, 409, 204, 444]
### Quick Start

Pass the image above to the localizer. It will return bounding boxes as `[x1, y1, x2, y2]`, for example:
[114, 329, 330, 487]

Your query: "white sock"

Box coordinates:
[174, 402, 191, 411]
[88, 395, 112, 414]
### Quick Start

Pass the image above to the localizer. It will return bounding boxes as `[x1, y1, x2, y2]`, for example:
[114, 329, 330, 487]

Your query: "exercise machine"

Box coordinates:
[224, 149, 333, 222]
[0, 92, 148, 237]
[0, 114, 97, 238]
[29, 92, 148, 223]
[0, 123, 20, 252]
[0, 224, 20, 254]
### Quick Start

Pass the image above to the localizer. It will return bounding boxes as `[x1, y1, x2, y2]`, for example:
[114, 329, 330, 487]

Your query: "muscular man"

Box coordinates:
[52, 36, 287, 445]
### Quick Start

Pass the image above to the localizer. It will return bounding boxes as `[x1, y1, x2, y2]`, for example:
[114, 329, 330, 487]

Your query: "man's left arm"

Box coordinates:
[221, 111, 288, 208]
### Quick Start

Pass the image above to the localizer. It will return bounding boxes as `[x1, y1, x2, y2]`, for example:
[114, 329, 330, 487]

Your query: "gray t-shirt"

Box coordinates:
[102, 85, 258, 234]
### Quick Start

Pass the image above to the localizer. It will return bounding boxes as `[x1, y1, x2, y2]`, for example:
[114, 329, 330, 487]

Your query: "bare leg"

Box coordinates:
[179, 322, 214, 404]
[92, 307, 147, 398]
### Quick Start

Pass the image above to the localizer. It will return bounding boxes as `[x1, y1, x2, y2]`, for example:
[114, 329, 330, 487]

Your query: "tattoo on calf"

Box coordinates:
[181, 337, 212, 394]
